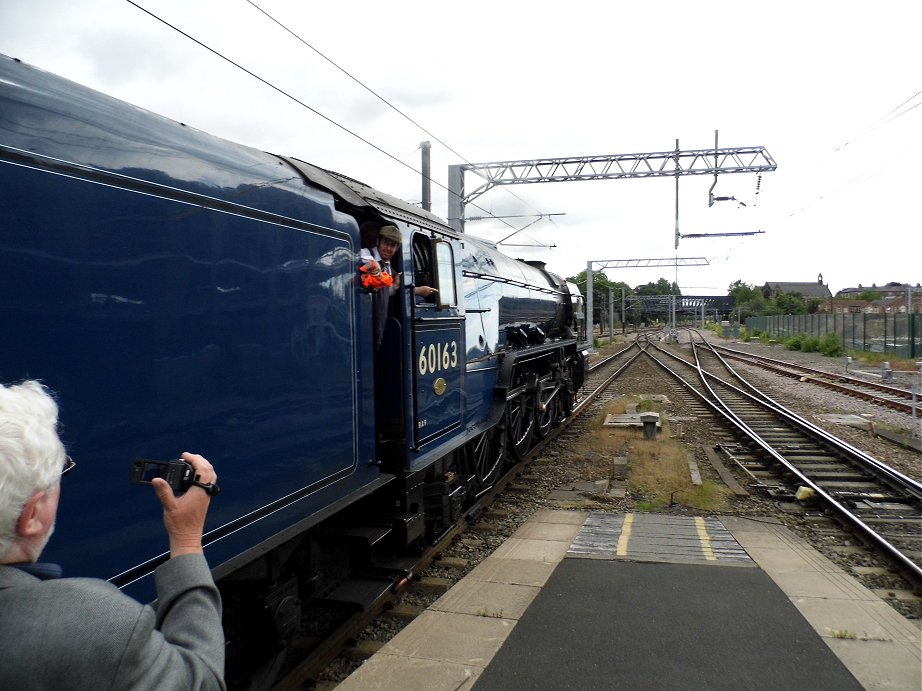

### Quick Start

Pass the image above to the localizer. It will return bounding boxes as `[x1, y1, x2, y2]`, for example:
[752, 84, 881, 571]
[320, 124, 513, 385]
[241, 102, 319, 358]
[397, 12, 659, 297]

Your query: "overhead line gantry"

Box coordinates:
[585, 257, 710, 342]
[447, 143, 777, 234]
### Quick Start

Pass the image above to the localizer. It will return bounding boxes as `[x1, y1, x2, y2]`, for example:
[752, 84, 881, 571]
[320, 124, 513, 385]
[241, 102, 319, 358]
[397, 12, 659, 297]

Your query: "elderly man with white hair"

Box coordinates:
[0, 380, 225, 690]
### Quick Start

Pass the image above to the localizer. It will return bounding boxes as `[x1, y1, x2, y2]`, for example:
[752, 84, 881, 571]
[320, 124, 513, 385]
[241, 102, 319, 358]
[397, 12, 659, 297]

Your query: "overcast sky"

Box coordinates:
[3, 1, 919, 295]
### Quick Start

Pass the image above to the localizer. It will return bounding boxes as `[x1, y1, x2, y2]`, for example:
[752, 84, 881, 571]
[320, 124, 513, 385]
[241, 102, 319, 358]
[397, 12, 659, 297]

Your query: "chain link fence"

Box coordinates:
[747, 313, 920, 359]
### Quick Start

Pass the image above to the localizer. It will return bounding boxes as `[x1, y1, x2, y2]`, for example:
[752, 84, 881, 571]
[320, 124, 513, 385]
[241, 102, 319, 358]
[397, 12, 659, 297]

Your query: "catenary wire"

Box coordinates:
[123, 0, 524, 231]
[242, 0, 546, 223]
[835, 91, 921, 151]
[772, 92, 921, 221]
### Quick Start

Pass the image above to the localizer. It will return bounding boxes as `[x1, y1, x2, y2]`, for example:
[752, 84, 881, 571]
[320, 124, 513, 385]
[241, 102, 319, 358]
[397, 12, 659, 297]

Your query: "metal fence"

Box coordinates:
[747, 313, 921, 359]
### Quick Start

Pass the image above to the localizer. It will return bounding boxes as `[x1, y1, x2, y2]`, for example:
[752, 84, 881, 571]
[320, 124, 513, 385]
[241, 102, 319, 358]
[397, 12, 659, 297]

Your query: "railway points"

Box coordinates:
[334, 509, 920, 691]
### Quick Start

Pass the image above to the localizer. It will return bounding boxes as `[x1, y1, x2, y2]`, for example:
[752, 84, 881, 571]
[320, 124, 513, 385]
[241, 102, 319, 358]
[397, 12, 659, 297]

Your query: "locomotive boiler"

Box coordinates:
[0, 54, 586, 686]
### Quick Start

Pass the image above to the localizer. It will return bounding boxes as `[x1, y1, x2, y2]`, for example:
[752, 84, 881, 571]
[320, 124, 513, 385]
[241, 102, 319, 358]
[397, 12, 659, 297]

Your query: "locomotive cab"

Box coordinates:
[372, 227, 465, 466]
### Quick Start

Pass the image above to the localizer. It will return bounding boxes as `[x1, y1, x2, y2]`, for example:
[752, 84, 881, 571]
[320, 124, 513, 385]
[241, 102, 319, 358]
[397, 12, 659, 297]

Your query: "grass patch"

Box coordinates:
[475, 607, 504, 618]
[571, 396, 731, 511]
[826, 629, 892, 642]
[848, 350, 918, 370]
[829, 629, 858, 640]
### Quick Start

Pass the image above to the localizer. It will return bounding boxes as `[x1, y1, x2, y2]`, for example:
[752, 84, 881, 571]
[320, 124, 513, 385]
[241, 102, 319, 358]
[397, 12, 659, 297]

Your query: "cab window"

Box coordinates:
[412, 233, 434, 295]
[434, 241, 457, 307]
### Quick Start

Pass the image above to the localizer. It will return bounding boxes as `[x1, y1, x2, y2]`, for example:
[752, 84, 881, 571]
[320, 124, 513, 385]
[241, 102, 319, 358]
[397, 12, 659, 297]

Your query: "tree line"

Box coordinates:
[726, 280, 825, 319]
[567, 270, 680, 326]
[567, 272, 830, 326]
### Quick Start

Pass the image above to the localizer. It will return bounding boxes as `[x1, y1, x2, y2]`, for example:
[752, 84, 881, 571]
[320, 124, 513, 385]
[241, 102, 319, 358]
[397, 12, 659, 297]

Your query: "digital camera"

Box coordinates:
[130, 458, 194, 492]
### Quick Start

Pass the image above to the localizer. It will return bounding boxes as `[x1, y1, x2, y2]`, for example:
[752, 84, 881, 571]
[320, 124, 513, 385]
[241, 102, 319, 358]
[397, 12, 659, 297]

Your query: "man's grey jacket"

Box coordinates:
[0, 553, 225, 690]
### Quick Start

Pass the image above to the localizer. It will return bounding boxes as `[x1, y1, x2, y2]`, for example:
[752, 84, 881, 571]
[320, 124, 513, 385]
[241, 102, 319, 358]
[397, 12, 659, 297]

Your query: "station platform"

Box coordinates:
[335, 510, 921, 691]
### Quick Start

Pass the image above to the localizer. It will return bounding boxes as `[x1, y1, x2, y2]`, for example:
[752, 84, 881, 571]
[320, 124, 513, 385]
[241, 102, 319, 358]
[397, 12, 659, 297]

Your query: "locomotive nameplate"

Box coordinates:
[433, 377, 447, 396]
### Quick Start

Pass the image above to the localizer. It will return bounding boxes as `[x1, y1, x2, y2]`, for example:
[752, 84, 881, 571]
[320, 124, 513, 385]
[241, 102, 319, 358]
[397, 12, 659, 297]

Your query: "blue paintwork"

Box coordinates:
[460, 235, 568, 351]
[0, 56, 378, 601]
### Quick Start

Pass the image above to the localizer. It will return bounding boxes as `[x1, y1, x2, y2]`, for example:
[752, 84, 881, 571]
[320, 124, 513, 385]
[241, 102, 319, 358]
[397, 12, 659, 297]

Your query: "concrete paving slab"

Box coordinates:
[603, 413, 662, 428]
[528, 508, 589, 524]
[430, 579, 540, 619]
[740, 543, 832, 573]
[464, 557, 557, 587]
[792, 596, 921, 646]
[489, 537, 570, 563]
[770, 569, 881, 599]
[510, 520, 582, 542]
[545, 489, 586, 502]
[818, 413, 874, 431]
[825, 638, 922, 691]
[376, 609, 514, 665]
[335, 653, 481, 691]
[720, 519, 801, 548]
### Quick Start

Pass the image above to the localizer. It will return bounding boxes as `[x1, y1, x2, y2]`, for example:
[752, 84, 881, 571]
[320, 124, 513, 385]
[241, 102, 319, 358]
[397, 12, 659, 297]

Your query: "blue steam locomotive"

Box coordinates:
[0, 54, 586, 683]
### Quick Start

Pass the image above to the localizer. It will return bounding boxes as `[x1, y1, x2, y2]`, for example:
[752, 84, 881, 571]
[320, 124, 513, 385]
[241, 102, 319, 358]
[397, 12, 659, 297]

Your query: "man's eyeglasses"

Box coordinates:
[62, 455, 76, 477]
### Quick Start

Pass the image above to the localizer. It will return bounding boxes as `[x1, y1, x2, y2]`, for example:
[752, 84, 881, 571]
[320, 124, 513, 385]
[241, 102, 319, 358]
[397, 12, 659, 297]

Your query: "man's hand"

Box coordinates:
[152, 452, 216, 558]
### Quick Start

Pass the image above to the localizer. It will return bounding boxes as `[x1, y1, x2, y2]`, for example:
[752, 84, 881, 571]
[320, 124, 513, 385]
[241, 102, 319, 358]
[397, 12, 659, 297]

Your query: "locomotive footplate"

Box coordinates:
[387, 511, 425, 545]
[324, 578, 396, 610]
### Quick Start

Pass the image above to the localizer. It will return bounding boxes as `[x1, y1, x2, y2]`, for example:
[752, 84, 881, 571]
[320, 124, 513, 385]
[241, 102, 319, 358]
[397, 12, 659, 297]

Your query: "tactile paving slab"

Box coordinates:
[568, 512, 754, 564]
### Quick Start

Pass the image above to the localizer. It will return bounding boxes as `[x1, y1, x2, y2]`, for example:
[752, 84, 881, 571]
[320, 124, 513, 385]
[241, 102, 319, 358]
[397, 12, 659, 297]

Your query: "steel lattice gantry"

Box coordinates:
[592, 257, 712, 270]
[447, 145, 777, 232]
[585, 256, 710, 340]
[624, 294, 735, 317]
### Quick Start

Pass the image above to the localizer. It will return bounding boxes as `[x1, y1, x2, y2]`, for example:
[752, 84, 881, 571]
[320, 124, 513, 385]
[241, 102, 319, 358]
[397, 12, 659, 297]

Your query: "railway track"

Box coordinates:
[270, 347, 639, 690]
[711, 342, 922, 417]
[641, 336, 922, 590]
[273, 337, 919, 689]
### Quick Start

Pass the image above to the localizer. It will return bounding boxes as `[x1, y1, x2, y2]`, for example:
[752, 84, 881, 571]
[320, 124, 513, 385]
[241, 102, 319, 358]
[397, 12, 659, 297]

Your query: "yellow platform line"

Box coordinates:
[695, 516, 717, 560]
[616, 513, 634, 556]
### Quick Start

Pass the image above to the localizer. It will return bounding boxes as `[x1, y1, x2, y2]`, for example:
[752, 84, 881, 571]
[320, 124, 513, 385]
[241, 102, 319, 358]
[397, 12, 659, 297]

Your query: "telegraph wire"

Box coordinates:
[122, 3, 403, 174]
[778, 90, 921, 220]
[835, 90, 921, 151]
[242, 0, 546, 220]
[244, 0, 465, 167]
[123, 0, 525, 231]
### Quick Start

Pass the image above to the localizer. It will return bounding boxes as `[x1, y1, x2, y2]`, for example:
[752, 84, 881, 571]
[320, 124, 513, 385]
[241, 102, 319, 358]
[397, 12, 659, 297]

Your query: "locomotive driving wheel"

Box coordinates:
[506, 391, 535, 459]
[469, 419, 506, 489]
[533, 388, 557, 440]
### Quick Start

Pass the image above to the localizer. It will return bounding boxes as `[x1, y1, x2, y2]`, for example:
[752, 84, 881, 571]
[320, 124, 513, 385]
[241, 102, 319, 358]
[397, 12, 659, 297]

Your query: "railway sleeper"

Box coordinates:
[837, 495, 919, 508]
[805, 470, 874, 481]
[779, 453, 843, 462]
[815, 480, 886, 491]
